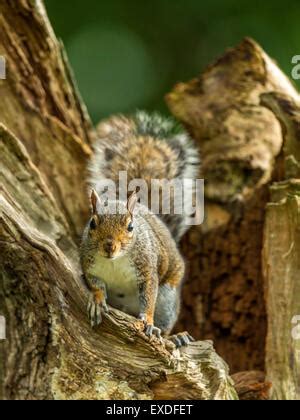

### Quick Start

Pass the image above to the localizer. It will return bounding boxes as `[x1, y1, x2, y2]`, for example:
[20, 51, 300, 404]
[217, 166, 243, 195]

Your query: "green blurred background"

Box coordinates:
[46, 0, 300, 123]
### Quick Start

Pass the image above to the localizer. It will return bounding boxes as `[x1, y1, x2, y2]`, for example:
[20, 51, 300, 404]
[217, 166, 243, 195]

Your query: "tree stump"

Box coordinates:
[167, 38, 299, 377]
[0, 0, 237, 400]
[1, 0, 299, 400]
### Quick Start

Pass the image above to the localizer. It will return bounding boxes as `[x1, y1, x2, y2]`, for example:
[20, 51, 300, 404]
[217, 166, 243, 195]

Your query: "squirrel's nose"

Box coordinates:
[104, 239, 116, 254]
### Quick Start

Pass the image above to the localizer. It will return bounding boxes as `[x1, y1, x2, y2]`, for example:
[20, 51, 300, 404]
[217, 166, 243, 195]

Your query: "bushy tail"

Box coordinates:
[89, 111, 200, 242]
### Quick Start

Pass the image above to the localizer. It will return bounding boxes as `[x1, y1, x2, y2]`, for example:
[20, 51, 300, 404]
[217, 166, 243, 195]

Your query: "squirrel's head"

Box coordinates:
[87, 189, 137, 260]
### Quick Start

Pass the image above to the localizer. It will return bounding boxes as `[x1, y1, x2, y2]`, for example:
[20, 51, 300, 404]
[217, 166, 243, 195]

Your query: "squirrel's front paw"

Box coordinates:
[138, 313, 161, 338]
[87, 291, 109, 327]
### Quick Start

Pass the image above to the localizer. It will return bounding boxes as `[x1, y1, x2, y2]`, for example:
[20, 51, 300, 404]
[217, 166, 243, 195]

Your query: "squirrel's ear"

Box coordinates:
[90, 189, 100, 215]
[127, 191, 138, 216]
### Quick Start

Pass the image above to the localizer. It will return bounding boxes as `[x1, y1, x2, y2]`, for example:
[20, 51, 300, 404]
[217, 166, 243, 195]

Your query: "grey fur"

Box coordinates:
[81, 112, 199, 341]
[154, 284, 179, 333]
[89, 111, 200, 242]
[81, 201, 185, 334]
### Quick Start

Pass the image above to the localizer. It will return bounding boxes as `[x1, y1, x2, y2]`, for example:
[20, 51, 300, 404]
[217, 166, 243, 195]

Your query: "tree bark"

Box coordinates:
[167, 38, 299, 374]
[260, 92, 300, 400]
[0, 0, 93, 239]
[0, 0, 237, 400]
[231, 371, 271, 400]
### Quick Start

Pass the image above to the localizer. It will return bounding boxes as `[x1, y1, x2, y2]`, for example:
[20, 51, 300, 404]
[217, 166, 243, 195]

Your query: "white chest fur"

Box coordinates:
[89, 254, 139, 316]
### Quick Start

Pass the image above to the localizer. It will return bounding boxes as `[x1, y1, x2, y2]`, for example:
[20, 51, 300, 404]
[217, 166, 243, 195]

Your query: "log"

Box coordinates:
[166, 38, 299, 373]
[0, 0, 237, 400]
[260, 92, 300, 400]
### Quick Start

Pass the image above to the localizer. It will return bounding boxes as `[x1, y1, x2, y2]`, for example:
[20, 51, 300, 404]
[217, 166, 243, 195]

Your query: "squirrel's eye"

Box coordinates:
[127, 221, 134, 232]
[90, 218, 97, 230]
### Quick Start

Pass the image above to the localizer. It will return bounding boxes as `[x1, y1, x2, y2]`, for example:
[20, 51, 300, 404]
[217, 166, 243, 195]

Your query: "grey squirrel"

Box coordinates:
[80, 112, 199, 347]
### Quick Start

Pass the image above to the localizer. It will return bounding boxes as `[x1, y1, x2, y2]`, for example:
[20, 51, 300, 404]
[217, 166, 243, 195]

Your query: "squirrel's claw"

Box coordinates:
[87, 299, 101, 327]
[87, 293, 109, 327]
[168, 331, 195, 348]
[138, 313, 161, 339]
[145, 324, 161, 339]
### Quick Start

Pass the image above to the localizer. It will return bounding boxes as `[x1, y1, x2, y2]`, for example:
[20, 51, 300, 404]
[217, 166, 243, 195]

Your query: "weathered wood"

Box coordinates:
[0, 0, 92, 238]
[261, 92, 300, 400]
[167, 38, 299, 372]
[261, 92, 300, 179]
[0, 124, 76, 260]
[232, 371, 271, 400]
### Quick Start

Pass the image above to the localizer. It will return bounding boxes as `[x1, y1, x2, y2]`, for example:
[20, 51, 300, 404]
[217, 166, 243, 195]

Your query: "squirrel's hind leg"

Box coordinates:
[154, 284, 195, 348]
[154, 284, 179, 334]
[167, 332, 195, 348]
